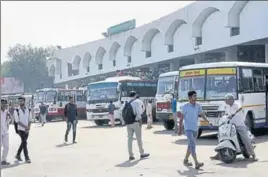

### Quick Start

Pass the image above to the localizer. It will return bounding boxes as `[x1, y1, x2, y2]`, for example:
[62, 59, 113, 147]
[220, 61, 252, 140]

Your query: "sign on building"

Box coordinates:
[107, 19, 136, 36]
[1, 77, 24, 94]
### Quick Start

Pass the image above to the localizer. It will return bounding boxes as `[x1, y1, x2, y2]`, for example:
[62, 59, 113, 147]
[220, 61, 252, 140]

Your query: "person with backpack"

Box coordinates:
[39, 102, 48, 126]
[122, 91, 150, 161]
[14, 96, 31, 163]
[1, 99, 11, 165]
[64, 96, 78, 143]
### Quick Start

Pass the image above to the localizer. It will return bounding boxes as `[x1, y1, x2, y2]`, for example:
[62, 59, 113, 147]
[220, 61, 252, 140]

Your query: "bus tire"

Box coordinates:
[94, 120, 104, 126]
[245, 113, 254, 134]
[163, 120, 174, 130]
[197, 129, 203, 138]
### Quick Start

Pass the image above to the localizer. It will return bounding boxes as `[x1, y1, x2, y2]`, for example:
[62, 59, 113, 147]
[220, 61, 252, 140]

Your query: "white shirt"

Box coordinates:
[146, 103, 153, 115]
[136, 99, 145, 113]
[129, 98, 142, 121]
[225, 102, 245, 127]
[1, 109, 9, 135]
[14, 106, 31, 131]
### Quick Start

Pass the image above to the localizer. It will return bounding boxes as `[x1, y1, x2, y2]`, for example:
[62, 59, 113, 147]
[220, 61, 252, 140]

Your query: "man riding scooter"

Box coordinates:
[210, 93, 258, 161]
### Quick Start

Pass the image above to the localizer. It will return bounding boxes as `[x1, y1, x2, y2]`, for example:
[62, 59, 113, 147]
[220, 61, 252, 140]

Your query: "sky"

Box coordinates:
[1, 1, 193, 63]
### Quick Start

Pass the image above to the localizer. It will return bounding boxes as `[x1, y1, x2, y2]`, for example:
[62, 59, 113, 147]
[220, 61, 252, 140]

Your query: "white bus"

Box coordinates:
[86, 76, 157, 126]
[155, 71, 179, 130]
[177, 62, 268, 137]
[34, 88, 87, 121]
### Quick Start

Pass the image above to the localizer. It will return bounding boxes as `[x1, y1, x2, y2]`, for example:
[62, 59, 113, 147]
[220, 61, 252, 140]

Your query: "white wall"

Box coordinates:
[51, 1, 268, 84]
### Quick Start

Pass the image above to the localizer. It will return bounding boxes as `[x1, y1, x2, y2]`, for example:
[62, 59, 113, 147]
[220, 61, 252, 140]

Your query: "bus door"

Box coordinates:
[265, 74, 268, 126]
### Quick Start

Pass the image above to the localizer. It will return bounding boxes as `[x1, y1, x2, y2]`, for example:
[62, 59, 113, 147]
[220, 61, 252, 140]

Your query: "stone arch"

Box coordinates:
[72, 55, 81, 70]
[124, 36, 137, 56]
[142, 28, 160, 52]
[83, 52, 92, 68]
[49, 65, 55, 77]
[228, 1, 249, 27]
[109, 42, 121, 61]
[95, 47, 106, 65]
[165, 19, 186, 45]
[192, 7, 220, 37]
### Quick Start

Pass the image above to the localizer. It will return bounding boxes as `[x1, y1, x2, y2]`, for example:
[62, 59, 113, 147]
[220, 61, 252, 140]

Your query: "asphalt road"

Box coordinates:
[2, 121, 268, 177]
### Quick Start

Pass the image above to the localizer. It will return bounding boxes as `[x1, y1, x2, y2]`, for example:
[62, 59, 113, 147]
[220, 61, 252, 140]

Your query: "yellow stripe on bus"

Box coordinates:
[242, 104, 265, 108]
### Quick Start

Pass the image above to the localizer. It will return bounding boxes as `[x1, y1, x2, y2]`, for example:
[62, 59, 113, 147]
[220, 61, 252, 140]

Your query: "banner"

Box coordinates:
[0, 77, 24, 94]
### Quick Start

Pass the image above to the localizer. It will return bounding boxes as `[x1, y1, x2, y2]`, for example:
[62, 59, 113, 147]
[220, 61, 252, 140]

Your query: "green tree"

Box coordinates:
[6, 44, 56, 92]
[1, 61, 12, 77]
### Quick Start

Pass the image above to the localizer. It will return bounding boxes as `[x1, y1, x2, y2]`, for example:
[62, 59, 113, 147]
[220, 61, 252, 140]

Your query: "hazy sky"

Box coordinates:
[1, 1, 193, 63]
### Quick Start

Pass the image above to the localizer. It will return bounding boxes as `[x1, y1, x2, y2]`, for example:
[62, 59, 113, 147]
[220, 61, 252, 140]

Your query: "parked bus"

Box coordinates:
[34, 88, 86, 121]
[86, 76, 157, 126]
[155, 71, 179, 130]
[177, 62, 268, 137]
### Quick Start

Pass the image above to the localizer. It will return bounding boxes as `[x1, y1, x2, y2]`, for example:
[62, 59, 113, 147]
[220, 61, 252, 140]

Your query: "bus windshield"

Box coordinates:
[156, 76, 175, 95]
[36, 91, 46, 103]
[206, 68, 237, 100]
[46, 91, 57, 102]
[179, 76, 205, 101]
[88, 82, 118, 104]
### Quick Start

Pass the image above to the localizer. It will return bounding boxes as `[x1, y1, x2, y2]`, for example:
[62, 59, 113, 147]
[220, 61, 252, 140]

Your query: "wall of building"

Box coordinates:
[50, 1, 268, 84]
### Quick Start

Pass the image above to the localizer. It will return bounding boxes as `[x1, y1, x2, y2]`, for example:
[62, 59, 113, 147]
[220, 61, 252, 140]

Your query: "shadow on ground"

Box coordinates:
[177, 166, 215, 177]
[216, 157, 268, 168]
[55, 143, 75, 148]
[115, 157, 148, 168]
[1, 161, 25, 170]
[174, 133, 218, 146]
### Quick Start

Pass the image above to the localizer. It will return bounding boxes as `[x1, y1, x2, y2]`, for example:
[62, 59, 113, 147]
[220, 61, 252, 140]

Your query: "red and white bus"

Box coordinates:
[34, 88, 87, 121]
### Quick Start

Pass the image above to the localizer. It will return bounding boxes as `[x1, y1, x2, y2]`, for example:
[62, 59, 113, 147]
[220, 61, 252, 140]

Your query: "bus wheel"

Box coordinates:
[163, 120, 174, 130]
[94, 120, 104, 126]
[245, 113, 254, 134]
[197, 129, 203, 138]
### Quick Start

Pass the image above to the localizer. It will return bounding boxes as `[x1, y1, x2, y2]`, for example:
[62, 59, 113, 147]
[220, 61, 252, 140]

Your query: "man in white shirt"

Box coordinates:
[1, 99, 10, 165]
[136, 95, 145, 114]
[211, 94, 257, 161]
[146, 100, 153, 129]
[14, 96, 31, 163]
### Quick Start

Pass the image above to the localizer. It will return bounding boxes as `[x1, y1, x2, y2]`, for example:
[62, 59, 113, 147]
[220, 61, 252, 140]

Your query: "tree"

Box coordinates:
[6, 44, 56, 92]
[1, 61, 12, 77]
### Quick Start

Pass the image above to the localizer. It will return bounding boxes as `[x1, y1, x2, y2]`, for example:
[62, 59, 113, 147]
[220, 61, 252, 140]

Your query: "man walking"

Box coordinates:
[122, 91, 149, 161]
[171, 94, 178, 133]
[108, 100, 116, 127]
[1, 99, 10, 165]
[178, 91, 209, 169]
[146, 100, 153, 129]
[39, 102, 48, 126]
[14, 96, 31, 163]
[64, 96, 78, 143]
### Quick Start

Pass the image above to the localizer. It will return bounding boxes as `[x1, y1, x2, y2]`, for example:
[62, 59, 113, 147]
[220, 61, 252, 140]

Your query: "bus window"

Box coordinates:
[241, 68, 254, 92]
[253, 69, 264, 91]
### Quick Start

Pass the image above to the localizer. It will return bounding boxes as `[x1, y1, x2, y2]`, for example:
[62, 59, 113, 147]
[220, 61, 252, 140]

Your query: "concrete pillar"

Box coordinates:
[265, 44, 268, 63]
[225, 47, 238, 61]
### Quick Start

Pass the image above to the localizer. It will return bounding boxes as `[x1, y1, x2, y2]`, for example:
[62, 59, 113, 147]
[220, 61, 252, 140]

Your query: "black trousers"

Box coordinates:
[65, 120, 77, 141]
[17, 130, 30, 160]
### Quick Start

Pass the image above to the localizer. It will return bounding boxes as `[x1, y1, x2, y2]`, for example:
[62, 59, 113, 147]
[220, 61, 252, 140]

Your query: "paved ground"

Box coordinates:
[2, 120, 268, 177]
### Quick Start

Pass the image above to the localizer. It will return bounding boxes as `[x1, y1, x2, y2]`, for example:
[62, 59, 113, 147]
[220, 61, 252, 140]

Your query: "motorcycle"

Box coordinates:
[215, 114, 255, 163]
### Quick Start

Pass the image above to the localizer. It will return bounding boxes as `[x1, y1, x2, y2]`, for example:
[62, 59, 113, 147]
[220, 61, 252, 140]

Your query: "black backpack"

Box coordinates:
[122, 100, 136, 125]
[14, 108, 31, 134]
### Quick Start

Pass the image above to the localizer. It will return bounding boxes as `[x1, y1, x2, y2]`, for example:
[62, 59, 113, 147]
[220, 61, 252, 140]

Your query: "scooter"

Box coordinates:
[215, 114, 255, 164]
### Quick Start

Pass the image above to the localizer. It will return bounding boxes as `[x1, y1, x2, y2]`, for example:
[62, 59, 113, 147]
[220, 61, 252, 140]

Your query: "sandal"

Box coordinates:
[195, 162, 204, 169]
[183, 159, 193, 166]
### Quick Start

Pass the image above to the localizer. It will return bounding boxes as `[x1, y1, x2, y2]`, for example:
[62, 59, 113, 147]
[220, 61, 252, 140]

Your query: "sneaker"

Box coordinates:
[15, 155, 22, 162]
[140, 153, 150, 159]
[195, 162, 204, 169]
[25, 159, 31, 163]
[183, 159, 193, 166]
[1, 161, 10, 165]
[252, 155, 258, 162]
[129, 156, 135, 161]
[73, 141, 77, 144]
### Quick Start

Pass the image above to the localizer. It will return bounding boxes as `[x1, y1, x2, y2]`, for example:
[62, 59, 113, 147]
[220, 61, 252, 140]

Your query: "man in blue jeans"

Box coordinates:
[178, 90, 210, 169]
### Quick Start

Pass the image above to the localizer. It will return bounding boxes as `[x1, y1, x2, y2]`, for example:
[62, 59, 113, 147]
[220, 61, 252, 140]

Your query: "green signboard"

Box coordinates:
[107, 19, 136, 36]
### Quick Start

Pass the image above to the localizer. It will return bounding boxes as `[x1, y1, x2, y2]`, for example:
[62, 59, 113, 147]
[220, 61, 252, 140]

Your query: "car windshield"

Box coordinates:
[179, 76, 205, 101]
[35, 92, 46, 103]
[88, 82, 118, 104]
[46, 91, 57, 102]
[206, 75, 237, 100]
[156, 76, 175, 95]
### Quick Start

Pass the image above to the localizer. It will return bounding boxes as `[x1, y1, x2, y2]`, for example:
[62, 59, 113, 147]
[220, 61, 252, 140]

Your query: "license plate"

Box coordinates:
[200, 120, 209, 126]
[157, 108, 162, 111]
